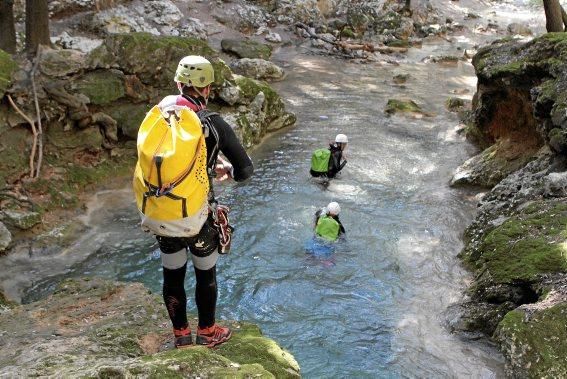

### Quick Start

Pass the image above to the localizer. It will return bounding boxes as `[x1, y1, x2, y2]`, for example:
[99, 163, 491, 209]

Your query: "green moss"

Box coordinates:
[217, 323, 300, 378]
[73, 70, 125, 105]
[221, 39, 273, 60]
[446, 97, 466, 111]
[24, 155, 135, 211]
[0, 49, 17, 97]
[105, 103, 150, 140]
[234, 75, 284, 122]
[384, 99, 422, 114]
[93, 33, 218, 89]
[496, 305, 567, 377]
[472, 200, 567, 283]
[0, 127, 30, 184]
[340, 27, 357, 39]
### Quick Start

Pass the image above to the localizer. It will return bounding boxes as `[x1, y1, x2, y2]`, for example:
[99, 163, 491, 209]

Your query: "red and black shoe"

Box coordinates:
[195, 324, 232, 348]
[173, 326, 193, 349]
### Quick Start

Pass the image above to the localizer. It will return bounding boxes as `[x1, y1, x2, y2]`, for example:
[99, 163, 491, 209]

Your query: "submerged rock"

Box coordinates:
[0, 277, 300, 377]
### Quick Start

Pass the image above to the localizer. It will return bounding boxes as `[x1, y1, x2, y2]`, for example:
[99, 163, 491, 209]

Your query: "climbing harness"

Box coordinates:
[210, 202, 234, 254]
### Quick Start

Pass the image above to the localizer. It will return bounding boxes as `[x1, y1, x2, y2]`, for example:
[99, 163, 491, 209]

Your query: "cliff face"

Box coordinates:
[0, 277, 300, 378]
[451, 34, 567, 378]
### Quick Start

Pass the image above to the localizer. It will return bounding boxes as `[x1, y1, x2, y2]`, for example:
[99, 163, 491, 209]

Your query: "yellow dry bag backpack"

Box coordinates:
[133, 105, 217, 237]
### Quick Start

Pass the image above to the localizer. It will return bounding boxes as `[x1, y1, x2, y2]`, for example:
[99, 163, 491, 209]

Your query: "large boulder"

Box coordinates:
[87, 33, 226, 89]
[468, 33, 567, 162]
[230, 58, 284, 81]
[495, 300, 567, 378]
[0, 277, 300, 377]
[221, 38, 273, 60]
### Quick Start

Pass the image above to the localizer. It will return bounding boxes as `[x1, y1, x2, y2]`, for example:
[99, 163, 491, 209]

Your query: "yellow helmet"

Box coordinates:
[174, 56, 215, 87]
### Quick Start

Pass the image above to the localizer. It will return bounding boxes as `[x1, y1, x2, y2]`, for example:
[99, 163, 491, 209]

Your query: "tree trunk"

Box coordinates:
[543, 0, 564, 32]
[25, 0, 51, 53]
[561, 5, 567, 31]
[0, 0, 17, 54]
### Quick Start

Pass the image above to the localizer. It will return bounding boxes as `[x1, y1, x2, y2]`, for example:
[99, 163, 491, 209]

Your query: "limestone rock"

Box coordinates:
[0, 278, 301, 377]
[230, 58, 284, 81]
[0, 221, 11, 252]
[0, 210, 41, 230]
[39, 48, 86, 77]
[221, 39, 273, 60]
[506, 23, 532, 36]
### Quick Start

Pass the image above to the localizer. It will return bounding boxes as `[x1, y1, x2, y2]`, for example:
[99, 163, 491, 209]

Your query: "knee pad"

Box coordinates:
[161, 248, 188, 270]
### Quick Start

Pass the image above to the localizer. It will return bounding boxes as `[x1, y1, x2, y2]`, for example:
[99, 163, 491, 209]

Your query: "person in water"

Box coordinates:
[310, 134, 348, 179]
[314, 201, 346, 242]
[155, 56, 253, 349]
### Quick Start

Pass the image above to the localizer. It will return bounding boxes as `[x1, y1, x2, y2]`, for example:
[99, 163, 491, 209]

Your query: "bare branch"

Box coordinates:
[7, 95, 37, 179]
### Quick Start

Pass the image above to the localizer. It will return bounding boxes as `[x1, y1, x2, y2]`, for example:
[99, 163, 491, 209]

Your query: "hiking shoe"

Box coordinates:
[173, 327, 193, 349]
[196, 324, 232, 348]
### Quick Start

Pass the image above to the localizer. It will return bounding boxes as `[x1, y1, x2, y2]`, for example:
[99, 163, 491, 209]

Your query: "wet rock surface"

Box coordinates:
[0, 277, 300, 378]
[452, 34, 567, 378]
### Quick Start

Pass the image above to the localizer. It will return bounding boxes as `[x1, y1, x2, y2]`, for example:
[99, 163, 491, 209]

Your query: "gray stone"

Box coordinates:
[0, 221, 11, 252]
[221, 39, 273, 60]
[1, 210, 41, 230]
[219, 85, 241, 106]
[507, 23, 532, 36]
[230, 58, 284, 81]
[543, 171, 567, 197]
[39, 48, 87, 77]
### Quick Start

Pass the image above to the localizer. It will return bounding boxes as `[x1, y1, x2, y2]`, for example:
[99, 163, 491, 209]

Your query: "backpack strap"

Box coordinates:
[196, 110, 220, 175]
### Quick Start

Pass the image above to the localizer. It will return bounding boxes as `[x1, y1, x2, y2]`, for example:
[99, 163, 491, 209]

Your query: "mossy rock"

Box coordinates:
[105, 102, 151, 140]
[221, 39, 273, 60]
[0, 49, 17, 98]
[446, 97, 466, 111]
[38, 49, 86, 77]
[0, 127, 30, 184]
[467, 199, 567, 284]
[384, 99, 423, 115]
[0, 278, 300, 378]
[234, 75, 285, 122]
[88, 33, 221, 89]
[46, 123, 103, 151]
[495, 304, 567, 378]
[70, 69, 126, 105]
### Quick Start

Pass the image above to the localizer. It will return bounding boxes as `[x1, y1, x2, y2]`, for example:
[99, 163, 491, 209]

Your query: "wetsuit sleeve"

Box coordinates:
[211, 115, 254, 182]
[328, 149, 341, 178]
[335, 215, 346, 235]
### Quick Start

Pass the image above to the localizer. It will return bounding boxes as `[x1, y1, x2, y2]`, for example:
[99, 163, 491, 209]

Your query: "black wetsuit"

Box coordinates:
[156, 94, 253, 330]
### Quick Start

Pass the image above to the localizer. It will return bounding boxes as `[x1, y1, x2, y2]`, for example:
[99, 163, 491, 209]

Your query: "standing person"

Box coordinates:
[314, 201, 346, 242]
[309, 134, 348, 179]
[150, 56, 253, 349]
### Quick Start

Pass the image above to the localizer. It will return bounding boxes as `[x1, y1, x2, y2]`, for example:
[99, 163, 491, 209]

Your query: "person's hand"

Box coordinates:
[214, 158, 233, 181]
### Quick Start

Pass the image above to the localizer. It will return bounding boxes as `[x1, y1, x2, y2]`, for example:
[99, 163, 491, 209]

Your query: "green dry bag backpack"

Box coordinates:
[311, 148, 331, 173]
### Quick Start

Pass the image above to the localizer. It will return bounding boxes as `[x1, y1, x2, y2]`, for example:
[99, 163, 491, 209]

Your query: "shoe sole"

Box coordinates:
[197, 330, 232, 348]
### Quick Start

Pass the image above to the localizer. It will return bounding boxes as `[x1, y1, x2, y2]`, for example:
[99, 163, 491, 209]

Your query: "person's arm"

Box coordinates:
[211, 115, 254, 182]
[335, 215, 346, 235]
[328, 149, 341, 178]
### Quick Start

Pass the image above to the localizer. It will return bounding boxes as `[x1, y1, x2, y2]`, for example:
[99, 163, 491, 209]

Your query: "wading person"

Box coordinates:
[310, 134, 348, 179]
[133, 56, 253, 349]
[314, 201, 346, 242]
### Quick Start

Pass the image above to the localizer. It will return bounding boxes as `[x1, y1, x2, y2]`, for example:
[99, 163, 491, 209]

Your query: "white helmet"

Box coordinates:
[335, 134, 348, 143]
[327, 201, 341, 215]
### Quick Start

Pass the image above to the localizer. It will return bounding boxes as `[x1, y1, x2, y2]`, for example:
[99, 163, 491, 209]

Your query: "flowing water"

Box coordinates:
[5, 0, 555, 376]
